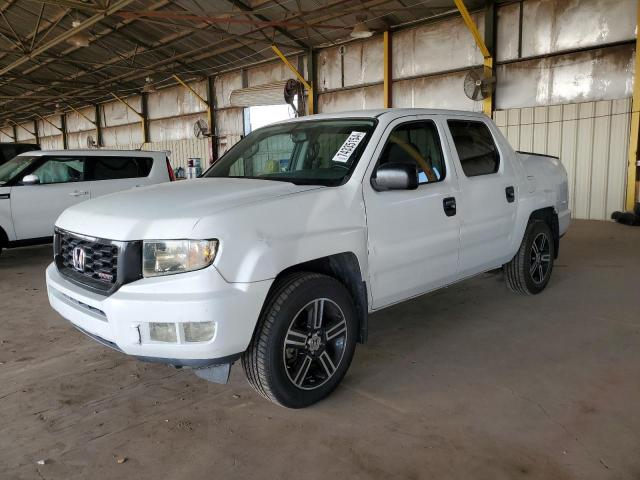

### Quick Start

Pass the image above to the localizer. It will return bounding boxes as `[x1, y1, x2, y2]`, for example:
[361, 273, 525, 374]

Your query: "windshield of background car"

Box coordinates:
[204, 119, 377, 186]
[0, 155, 37, 186]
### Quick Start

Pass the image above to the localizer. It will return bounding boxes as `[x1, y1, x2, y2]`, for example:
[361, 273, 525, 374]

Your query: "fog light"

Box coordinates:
[149, 322, 177, 342]
[183, 321, 215, 342]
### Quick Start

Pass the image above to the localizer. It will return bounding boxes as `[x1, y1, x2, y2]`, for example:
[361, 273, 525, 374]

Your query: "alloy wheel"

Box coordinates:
[529, 232, 551, 285]
[283, 298, 348, 391]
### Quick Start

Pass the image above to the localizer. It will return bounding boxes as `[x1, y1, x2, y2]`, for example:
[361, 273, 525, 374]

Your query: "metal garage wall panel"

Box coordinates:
[66, 106, 95, 133]
[38, 135, 63, 150]
[215, 71, 243, 108]
[522, 0, 636, 58]
[215, 108, 244, 154]
[16, 123, 36, 142]
[37, 116, 62, 137]
[111, 138, 210, 170]
[102, 124, 144, 147]
[317, 85, 383, 113]
[102, 96, 142, 127]
[392, 13, 484, 80]
[495, 44, 635, 109]
[318, 46, 342, 91]
[149, 112, 207, 142]
[496, 3, 520, 62]
[392, 72, 482, 111]
[494, 98, 631, 220]
[68, 131, 98, 149]
[147, 81, 207, 120]
[343, 38, 384, 88]
[0, 128, 13, 142]
[248, 58, 305, 87]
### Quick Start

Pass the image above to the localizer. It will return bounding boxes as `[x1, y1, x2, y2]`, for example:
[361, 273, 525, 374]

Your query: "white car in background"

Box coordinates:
[0, 150, 174, 255]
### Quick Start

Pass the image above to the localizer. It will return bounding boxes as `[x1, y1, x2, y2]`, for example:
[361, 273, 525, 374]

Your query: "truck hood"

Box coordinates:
[56, 178, 323, 240]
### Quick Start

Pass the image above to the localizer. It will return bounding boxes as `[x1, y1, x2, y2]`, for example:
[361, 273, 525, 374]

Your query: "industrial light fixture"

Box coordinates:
[350, 15, 373, 39]
[67, 20, 91, 48]
[53, 103, 63, 115]
[142, 77, 156, 94]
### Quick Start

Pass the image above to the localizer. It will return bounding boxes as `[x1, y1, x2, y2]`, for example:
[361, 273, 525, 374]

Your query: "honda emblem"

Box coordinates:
[72, 246, 86, 272]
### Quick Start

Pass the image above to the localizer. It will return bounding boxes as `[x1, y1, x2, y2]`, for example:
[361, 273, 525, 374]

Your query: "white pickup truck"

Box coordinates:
[46, 109, 570, 408]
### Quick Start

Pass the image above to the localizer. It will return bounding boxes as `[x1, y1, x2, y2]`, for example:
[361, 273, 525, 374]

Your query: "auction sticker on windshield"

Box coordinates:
[332, 131, 367, 163]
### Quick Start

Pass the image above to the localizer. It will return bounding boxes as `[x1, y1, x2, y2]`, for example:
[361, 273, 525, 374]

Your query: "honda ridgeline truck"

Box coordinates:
[46, 109, 570, 408]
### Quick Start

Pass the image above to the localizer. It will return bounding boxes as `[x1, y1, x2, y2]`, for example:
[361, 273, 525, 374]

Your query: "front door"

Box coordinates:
[364, 118, 461, 309]
[443, 118, 518, 276]
[11, 156, 89, 240]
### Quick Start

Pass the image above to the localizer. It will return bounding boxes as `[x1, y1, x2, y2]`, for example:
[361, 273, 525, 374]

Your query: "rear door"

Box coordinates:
[443, 117, 518, 276]
[11, 156, 89, 240]
[87, 155, 155, 198]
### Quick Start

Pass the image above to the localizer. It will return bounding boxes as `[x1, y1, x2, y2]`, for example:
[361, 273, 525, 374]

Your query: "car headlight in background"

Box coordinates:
[143, 239, 218, 277]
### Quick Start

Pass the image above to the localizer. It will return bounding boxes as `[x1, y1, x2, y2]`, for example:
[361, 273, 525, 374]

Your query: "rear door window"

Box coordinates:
[89, 156, 153, 180]
[447, 120, 500, 177]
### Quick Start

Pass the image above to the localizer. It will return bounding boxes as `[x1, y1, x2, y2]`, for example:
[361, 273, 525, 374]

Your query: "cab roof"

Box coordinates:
[18, 149, 169, 157]
[278, 108, 486, 123]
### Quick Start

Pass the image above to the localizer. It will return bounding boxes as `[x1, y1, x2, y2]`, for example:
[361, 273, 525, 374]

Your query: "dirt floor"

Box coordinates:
[1, 219, 639, 480]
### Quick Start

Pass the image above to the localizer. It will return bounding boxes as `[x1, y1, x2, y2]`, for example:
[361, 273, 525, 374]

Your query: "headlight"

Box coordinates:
[143, 239, 218, 277]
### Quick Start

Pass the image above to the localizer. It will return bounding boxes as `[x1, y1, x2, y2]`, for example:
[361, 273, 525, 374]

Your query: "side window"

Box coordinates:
[31, 157, 85, 184]
[90, 157, 153, 180]
[447, 120, 500, 177]
[377, 121, 446, 184]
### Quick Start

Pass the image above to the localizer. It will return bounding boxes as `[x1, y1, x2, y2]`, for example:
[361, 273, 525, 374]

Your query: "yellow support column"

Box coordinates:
[625, 0, 640, 210]
[454, 0, 494, 118]
[271, 45, 314, 115]
[383, 31, 392, 108]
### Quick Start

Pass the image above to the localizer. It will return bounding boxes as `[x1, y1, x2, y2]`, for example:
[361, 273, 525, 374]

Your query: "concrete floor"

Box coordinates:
[0, 220, 639, 480]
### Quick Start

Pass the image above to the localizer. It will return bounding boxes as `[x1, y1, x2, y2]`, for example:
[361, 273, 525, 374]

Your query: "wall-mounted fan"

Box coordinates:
[464, 68, 496, 101]
[193, 119, 210, 139]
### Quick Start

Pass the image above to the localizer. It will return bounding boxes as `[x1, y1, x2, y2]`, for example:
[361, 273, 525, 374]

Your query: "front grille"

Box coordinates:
[59, 233, 119, 285]
[54, 229, 143, 296]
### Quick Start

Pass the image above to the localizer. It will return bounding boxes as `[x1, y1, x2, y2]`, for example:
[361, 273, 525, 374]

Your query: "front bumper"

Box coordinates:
[46, 263, 272, 364]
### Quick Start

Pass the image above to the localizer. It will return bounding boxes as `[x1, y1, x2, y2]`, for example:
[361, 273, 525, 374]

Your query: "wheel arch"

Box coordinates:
[0, 225, 8, 248]
[528, 207, 560, 258]
[261, 252, 369, 344]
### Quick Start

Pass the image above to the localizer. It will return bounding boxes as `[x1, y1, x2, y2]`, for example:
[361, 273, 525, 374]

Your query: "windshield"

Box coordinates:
[204, 119, 377, 186]
[0, 155, 37, 186]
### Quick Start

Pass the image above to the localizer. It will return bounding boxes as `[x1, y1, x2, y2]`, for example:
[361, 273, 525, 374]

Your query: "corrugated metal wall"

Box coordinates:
[114, 138, 211, 170]
[494, 98, 631, 220]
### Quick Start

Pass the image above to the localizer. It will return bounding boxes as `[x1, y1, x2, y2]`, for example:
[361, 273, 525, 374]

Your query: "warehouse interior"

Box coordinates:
[1, 0, 639, 479]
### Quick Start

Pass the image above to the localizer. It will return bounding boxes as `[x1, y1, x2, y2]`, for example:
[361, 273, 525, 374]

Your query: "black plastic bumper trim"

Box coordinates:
[72, 325, 241, 368]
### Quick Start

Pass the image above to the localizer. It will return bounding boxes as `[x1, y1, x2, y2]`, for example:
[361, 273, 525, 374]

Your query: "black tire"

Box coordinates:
[504, 219, 555, 295]
[242, 272, 358, 408]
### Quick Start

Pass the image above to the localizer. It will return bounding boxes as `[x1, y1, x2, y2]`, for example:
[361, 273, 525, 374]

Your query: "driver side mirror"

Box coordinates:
[21, 174, 40, 185]
[371, 163, 418, 191]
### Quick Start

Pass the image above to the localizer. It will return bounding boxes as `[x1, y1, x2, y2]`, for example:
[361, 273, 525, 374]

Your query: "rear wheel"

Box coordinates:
[242, 272, 357, 408]
[504, 219, 555, 295]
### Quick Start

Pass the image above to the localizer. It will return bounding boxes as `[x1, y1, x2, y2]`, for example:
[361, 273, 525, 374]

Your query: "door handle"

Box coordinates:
[69, 190, 88, 197]
[443, 197, 456, 217]
[505, 186, 515, 203]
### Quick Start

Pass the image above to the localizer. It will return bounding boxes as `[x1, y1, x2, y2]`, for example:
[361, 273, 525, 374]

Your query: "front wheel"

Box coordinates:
[504, 219, 555, 295]
[242, 272, 358, 408]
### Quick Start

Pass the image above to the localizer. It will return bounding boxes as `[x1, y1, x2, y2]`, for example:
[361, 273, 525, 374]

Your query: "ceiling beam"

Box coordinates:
[0, 0, 136, 76]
